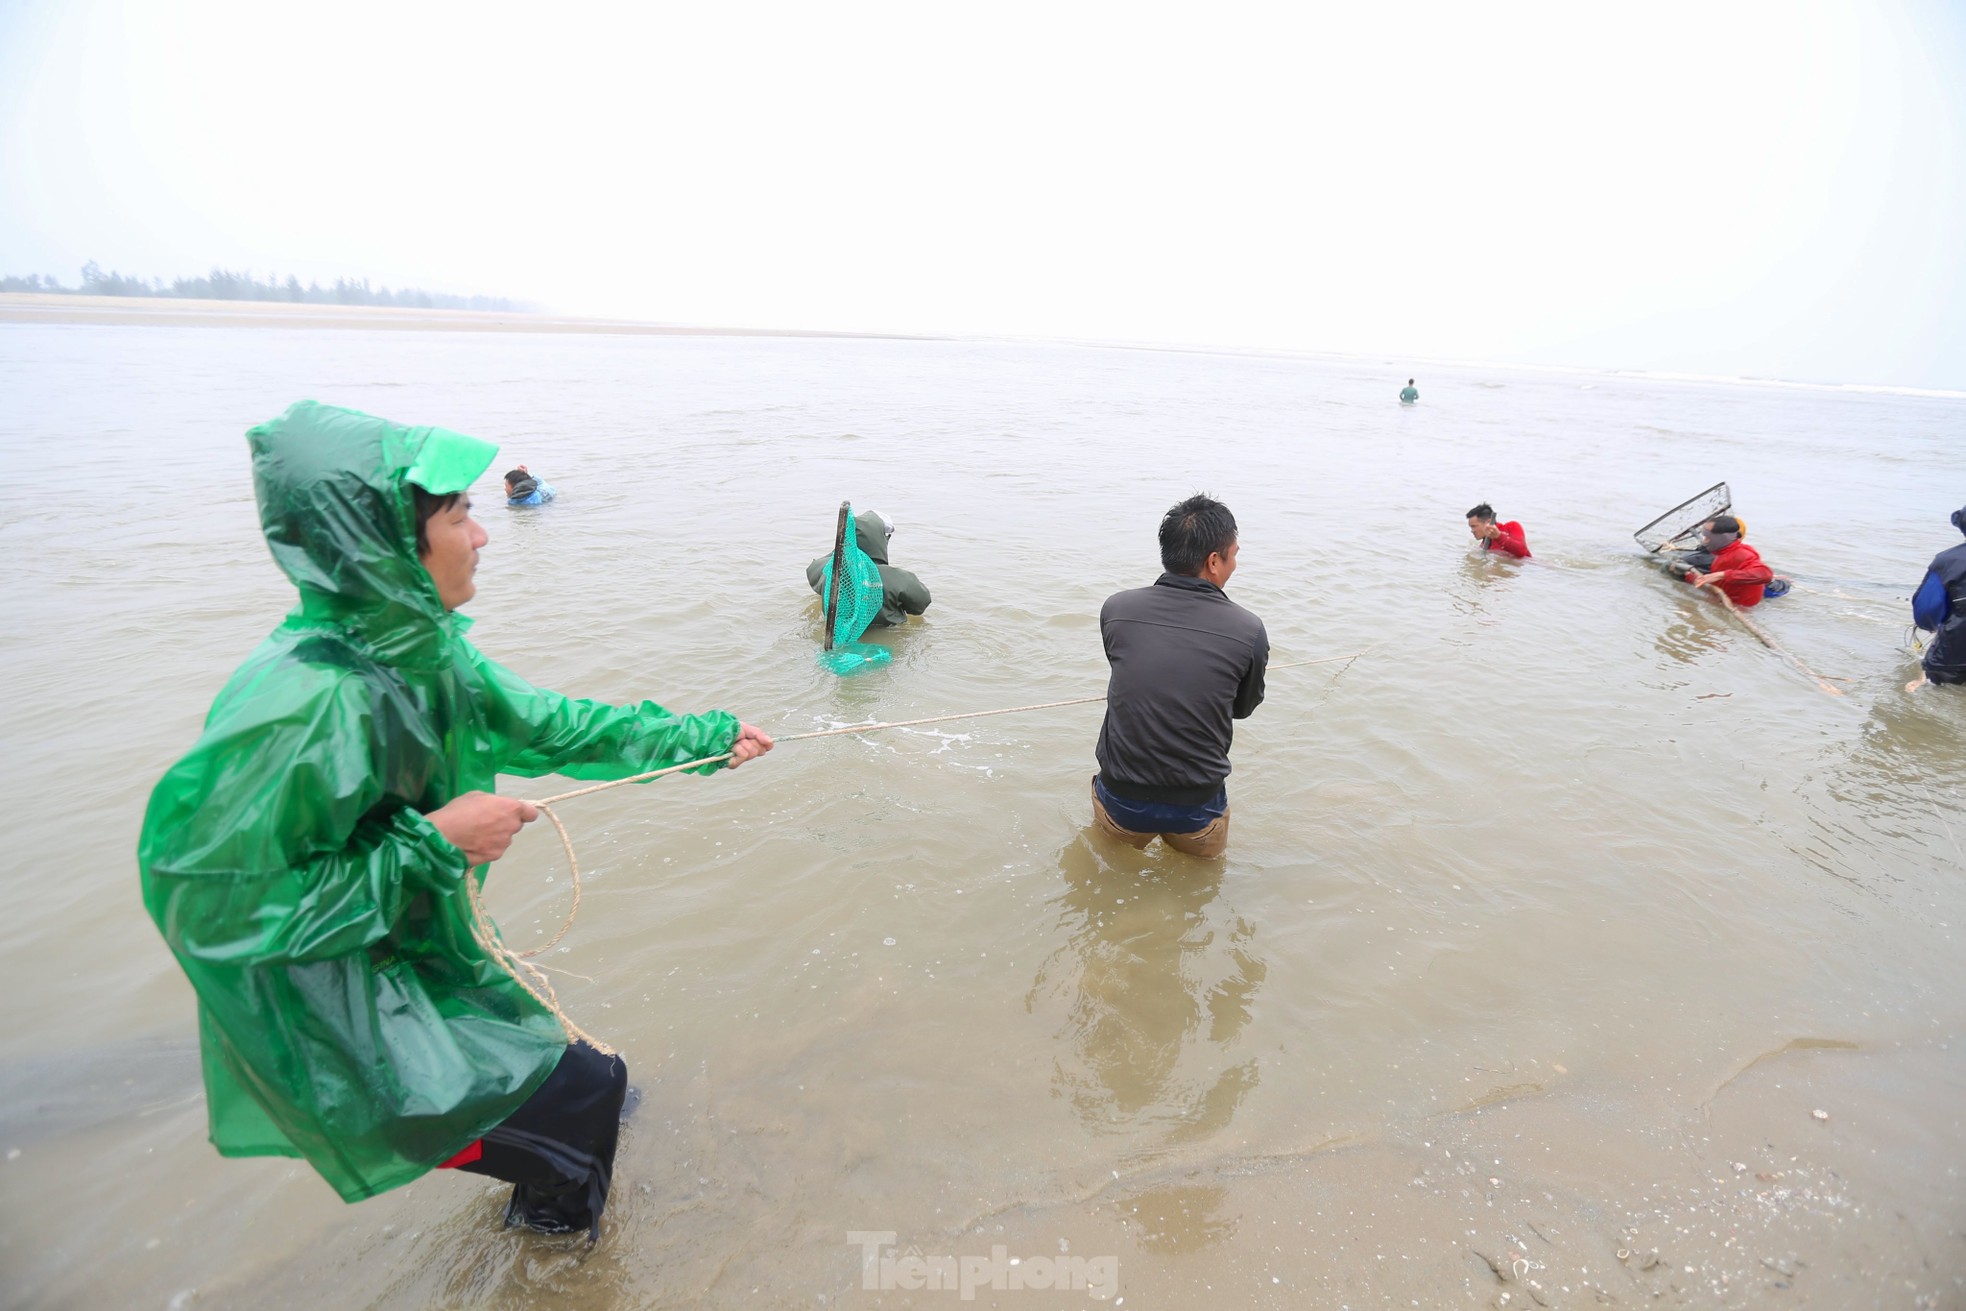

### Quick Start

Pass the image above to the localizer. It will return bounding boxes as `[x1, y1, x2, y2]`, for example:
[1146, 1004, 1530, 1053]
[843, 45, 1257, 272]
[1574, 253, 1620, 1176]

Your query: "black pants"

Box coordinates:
[1927, 625, 1966, 684]
[457, 1043, 627, 1240]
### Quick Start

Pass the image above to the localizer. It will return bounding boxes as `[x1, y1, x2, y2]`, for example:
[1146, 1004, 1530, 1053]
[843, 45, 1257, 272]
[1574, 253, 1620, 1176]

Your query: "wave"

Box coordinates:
[1609, 369, 1966, 401]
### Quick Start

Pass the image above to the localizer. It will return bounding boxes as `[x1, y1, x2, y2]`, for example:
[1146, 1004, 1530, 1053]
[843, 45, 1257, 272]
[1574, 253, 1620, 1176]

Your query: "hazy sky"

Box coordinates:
[3, 0, 1962, 388]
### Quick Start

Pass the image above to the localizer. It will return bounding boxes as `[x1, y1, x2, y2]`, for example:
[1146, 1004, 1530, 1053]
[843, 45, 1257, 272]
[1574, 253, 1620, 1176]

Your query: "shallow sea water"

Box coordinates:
[1, 322, 1962, 1308]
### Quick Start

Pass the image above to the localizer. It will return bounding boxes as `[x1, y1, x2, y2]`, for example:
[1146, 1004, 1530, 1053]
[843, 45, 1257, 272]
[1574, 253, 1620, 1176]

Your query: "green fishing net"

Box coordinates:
[818, 502, 892, 675]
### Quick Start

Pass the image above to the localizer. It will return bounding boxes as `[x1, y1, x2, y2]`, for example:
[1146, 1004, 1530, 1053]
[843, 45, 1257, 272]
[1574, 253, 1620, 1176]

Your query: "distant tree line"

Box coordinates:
[0, 262, 530, 312]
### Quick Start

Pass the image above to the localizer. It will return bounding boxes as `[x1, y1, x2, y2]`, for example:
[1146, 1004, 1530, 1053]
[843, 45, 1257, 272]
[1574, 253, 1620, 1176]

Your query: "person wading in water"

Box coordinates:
[804, 508, 931, 627]
[139, 401, 772, 1240]
[1909, 504, 1966, 691]
[1090, 493, 1268, 858]
[1467, 502, 1531, 559]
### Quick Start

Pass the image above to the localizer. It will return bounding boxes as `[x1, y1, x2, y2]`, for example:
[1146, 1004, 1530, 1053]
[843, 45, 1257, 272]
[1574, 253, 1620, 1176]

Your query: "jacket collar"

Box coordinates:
[1154, 572, 1225, 597]
[1712, 539, 1757, 562]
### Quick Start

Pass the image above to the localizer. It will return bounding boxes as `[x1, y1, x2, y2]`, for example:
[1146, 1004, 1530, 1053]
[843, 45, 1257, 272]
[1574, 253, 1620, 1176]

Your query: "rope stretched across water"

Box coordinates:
[1708, 589, 1845, 697]
[465, 651, 1369, 1046]
[1648, 545, 1847, 698]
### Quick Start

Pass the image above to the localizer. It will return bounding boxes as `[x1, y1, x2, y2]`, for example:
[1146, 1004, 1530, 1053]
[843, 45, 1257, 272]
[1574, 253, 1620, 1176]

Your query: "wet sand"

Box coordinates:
[972, 1039, 1963, 1310]
[131, 1024, 1961, 1309]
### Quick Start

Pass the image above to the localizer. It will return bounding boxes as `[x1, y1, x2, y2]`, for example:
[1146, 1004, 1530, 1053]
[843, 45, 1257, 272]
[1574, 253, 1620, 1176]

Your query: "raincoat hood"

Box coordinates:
[249, 401, 498, 670]
[854, 510, 892, 564]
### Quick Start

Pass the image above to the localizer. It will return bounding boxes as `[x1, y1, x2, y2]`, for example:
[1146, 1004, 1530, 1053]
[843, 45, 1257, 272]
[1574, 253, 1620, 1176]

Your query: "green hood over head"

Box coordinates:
[248, 401, 498, 669]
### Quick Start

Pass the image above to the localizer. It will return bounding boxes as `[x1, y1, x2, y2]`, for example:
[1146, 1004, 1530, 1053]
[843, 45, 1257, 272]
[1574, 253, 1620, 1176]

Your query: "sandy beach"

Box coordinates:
[0, 292, 932, 340]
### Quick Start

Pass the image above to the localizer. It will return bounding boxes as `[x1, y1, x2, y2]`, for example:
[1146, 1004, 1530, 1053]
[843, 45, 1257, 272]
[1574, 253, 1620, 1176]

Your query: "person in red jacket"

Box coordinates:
[1680, 515, 1773, 606]
[1467, 503, 1531, 559]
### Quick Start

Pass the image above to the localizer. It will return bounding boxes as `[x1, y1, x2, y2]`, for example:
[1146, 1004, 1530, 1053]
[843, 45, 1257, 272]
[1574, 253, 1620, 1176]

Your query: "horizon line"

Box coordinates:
[3, 291, 1960, 402]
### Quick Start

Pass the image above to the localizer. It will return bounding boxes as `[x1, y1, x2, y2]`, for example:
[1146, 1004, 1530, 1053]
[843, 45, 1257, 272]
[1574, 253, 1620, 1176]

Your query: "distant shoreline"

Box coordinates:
[0, 293, 940, 342]
[3, 293, 1958, 398]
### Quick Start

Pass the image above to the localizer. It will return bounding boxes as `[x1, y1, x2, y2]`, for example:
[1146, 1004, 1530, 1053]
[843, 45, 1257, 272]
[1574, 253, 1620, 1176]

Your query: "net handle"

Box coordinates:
[1650, 501, 1730, 552]
[824, 500, 849, 652]
[1634, 482, 1730, 552]
[1650, 524, 1708, 553]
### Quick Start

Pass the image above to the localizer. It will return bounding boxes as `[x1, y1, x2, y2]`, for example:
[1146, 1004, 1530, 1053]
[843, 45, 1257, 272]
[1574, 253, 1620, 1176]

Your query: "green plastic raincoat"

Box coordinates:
[138, 400, 739, 1202]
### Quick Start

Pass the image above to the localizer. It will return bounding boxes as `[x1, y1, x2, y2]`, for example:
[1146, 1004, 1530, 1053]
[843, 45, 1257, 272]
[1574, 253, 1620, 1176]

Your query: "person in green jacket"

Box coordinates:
[804, 508, 932, 626]
[138, 400, 772, 1240]
[1399, 378, 1419, 404]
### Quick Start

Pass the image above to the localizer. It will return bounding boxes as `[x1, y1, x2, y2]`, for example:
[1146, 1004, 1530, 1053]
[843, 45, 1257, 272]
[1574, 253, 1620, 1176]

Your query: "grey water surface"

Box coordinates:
[1, 323, 1962, 1308]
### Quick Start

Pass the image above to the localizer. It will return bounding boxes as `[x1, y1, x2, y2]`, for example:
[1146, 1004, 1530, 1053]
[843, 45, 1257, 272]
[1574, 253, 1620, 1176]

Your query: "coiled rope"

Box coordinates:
[464, 652, 1369, 1048]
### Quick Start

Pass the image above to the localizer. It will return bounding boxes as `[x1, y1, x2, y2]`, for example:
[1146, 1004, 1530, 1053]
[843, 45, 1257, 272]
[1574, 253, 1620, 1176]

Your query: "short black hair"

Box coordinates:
[503, 468, 528, 486]
[1407, 378, 1415, 385]
[411, 483, 461, 555]
[1159, 494, 1237, 575]
[1466, 502, 1496, 522]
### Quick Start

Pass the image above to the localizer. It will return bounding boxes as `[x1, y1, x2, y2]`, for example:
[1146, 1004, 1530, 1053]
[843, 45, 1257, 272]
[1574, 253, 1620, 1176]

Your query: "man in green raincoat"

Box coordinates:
[138, 400, 772, 1239]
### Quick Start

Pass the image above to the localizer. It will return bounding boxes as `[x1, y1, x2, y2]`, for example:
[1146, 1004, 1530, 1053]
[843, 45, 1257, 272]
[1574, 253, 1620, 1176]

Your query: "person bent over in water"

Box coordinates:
[804, 509, 931, 625]
[1654, 519, 1718, 578]
[1672, 514, 1773, 607]
[505, 464, 555, 506]
[1467, 502, 1530, 559]
[1092, 494, 1269, 859]
[138, 403, 772, 1240]
[1909, 504, 1966, 690]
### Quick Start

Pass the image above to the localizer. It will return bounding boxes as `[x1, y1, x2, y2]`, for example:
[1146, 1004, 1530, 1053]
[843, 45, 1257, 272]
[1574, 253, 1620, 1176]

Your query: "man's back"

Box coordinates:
[1916, 541, 1966, 683]
[805, 510, 930, 627]
[1927, 541, 1966, 614]
[1097, 574, 1267, 802]
[508, 481, 555, 507]
[1708, 539, 1771, 607]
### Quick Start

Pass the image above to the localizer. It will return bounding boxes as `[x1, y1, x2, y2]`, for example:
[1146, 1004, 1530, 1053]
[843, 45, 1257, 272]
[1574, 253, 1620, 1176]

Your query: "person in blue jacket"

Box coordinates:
[1909, 505, 1966, 690]
[505, 465, 556, 507]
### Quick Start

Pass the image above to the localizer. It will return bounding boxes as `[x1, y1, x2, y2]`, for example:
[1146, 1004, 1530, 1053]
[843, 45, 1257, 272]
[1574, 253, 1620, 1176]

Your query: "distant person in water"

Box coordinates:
[1670, 515, 1773, 607]
[1399, 379, 1419, 404]
[1092, 494, 1267, 859]
[804, 509, 931, 626]
[1466, 503, 1530, 559]
[504, 465, 555, 507]
[1908, 504, 1966, 691]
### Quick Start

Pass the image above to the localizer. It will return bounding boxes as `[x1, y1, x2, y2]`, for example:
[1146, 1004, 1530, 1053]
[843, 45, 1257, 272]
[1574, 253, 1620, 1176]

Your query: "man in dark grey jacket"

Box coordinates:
[1093, 494, 1268, 857]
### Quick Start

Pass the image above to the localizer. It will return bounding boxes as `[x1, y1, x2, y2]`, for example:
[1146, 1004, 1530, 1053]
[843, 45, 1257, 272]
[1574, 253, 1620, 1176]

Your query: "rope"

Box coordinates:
[464, 800, 615, 1053]
[1652, 548, 1846, 697]
[463, 651, 1368, 1045]
[526, 654, 1364, 805]
[1708, 589, 1845, 697]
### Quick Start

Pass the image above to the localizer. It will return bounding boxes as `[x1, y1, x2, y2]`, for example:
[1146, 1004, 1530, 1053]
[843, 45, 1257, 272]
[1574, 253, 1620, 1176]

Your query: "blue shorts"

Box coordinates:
[1092, 775, 1226, 836]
